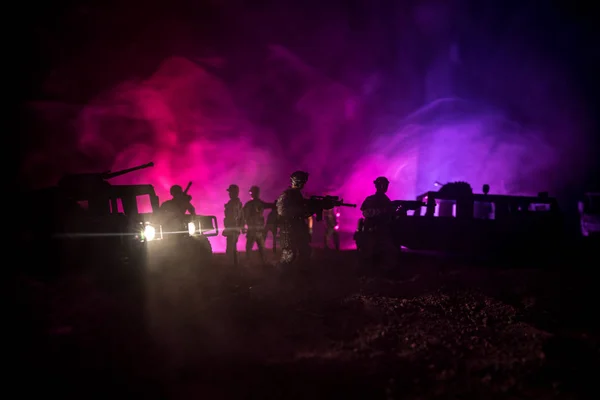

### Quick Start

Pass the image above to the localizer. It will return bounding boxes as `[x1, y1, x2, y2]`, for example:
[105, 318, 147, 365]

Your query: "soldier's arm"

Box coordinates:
[187, 203, 196, 215]
[239, 203, 246, 227]
[261, 200, 275, 209]
[242, 203, 249, 227]
[276, 192, 287, 217]
[360, 198, 375, 218]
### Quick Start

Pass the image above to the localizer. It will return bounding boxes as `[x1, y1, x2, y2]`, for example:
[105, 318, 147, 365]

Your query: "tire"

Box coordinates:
[194, 236, 213, 267]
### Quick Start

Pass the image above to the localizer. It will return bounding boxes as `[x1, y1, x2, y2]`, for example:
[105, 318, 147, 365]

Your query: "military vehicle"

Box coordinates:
[354, 182, 564, 261]
[21, 162, 218, 275]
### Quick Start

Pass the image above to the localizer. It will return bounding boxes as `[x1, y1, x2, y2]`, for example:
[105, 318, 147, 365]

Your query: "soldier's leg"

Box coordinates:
[225, 234, 233, 262]
[271, 228, 278, 253]
[381, 234, 399, 271]
[279, 228, 295, 265]
[255, 231, 267, 263]
[324, 227, 330, 249]
[232, 234, 239, 266]
[333, 230, 340, 251]
[245, 231, 255, 258]
[226, 233, 237, 266]
[358, 233, 375, 271]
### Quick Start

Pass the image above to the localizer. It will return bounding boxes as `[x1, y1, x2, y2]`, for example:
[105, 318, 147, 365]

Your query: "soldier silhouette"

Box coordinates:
[223, 184, 244, 266]
[160, 185, 196, 234]
[359, 176, 397, 270]
[276, 171, 312, 268]
[243, 186, 274, 264]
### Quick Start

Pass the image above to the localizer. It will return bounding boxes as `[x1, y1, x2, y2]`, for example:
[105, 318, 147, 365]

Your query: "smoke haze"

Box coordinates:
[21, 0, 597, 251]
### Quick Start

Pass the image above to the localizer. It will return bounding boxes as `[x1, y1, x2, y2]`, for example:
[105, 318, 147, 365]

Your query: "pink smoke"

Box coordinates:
[24, 46, 590, 253]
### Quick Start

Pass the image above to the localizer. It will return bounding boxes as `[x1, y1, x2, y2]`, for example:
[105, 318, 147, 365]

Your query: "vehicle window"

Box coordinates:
[136, 195, 153, 213]
[436, 200, 456, 217]
[528, 203, 551, 212]
[109, 198, 124, 214]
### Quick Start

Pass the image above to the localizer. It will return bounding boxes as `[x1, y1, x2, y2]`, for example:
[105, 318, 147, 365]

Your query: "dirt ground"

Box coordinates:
[11, 247, 600, 399]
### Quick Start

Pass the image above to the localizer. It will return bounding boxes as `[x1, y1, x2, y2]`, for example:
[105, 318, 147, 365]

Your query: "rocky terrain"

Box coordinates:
[12, 249, 599, 399]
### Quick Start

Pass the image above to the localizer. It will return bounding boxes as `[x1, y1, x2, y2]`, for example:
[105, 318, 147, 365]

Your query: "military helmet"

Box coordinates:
[249, 185, 260, 194]
[227, 184, 240, 193]
[290, 170, 309, 186]
[374, 176, 389, 185]
[170, 184, 183, 197]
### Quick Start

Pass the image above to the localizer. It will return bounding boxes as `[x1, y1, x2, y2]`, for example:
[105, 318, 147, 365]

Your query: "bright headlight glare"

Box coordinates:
[144, 225, 156, 241]
[188, 222, 196, 235]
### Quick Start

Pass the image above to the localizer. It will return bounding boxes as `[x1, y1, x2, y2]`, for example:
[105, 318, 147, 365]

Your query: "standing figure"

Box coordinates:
[223, 184, 244, 266]
[359, 176, 397, 269]
[276, 171, 312, 267]
[243, 186, 274, 264]
[264, 206, 279, 253]
[160, 185, 196, 235]
[323, 208, 340, 250]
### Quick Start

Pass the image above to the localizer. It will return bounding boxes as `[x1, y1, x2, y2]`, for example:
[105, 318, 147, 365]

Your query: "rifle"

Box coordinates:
[307, 195, 357, 222]
[183, 181, 193, 200]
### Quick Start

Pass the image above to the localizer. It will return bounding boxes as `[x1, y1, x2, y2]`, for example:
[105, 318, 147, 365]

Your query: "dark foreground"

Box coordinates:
[11, 248, 600, 399]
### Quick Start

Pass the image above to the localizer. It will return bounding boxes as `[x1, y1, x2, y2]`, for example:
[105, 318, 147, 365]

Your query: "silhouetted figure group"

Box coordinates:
[158, 170, 393, 271]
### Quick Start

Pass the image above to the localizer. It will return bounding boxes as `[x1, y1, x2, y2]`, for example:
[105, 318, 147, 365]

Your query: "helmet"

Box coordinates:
[227, 184, 240, 193]
[374, 177, 389, 185]
[374, 176, 389, 193]
[170, 185, 183, 197]
[290, 171, 309, 187]
[249, 185, 260, 195]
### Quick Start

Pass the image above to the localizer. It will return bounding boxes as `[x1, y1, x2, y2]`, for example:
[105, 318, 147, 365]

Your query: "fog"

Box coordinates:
[21, 0, 594, 251]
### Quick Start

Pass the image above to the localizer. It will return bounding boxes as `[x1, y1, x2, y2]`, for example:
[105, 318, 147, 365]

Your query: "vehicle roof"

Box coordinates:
[108, 184, 157, 195]
[30, 184, 157, 201]
[416, 191, 558, 204]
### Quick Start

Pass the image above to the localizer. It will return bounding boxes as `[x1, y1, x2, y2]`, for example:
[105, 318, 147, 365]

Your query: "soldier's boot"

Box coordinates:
[232, 249, 239, 267]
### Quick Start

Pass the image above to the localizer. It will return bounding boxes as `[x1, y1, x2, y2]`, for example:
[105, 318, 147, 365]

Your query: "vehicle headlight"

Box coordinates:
[144, 225, 156, 241]
[188, 222, 196, 236]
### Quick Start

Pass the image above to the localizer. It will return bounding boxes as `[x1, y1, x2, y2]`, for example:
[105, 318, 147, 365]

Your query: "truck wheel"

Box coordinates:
[195, 236, 213, 267]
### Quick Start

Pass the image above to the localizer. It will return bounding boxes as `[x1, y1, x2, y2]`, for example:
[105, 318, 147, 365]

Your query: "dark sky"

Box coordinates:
[16, 0, 600, 192]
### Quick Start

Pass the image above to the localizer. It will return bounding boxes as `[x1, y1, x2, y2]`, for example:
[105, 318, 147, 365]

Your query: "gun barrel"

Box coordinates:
[102, 162, 154, 179]
[183, 181, 193, 194]
[339, 203, 357, 208]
